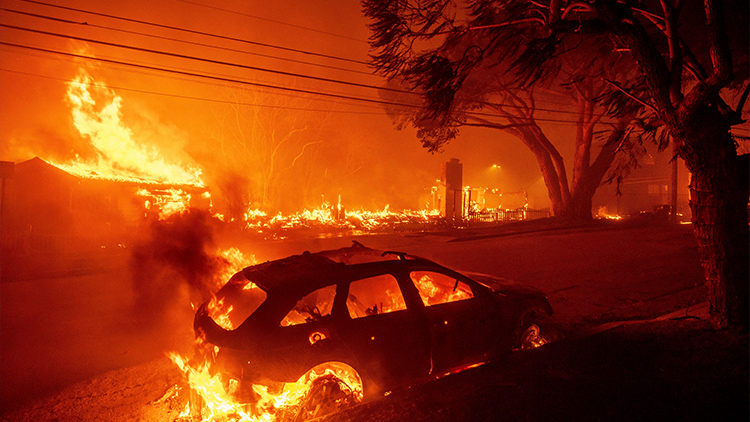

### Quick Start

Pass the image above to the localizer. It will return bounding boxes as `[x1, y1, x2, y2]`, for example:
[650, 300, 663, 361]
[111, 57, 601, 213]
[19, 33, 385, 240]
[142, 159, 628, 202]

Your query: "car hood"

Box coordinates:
[462, 271, 547, 298]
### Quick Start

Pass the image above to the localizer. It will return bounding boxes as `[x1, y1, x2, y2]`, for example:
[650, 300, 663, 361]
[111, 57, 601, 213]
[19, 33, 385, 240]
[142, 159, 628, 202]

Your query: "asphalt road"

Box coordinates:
[0, 220, 710, 416]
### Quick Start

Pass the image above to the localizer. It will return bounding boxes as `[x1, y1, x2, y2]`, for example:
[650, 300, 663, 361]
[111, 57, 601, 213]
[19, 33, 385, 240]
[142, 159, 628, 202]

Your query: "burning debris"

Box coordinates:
[169, 352, 363, 422]
[233, 202, 441, 237]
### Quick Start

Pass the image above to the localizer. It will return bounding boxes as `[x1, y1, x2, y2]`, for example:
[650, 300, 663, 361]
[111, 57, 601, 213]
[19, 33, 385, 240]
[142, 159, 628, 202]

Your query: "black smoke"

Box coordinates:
[129, 208, 229, 320]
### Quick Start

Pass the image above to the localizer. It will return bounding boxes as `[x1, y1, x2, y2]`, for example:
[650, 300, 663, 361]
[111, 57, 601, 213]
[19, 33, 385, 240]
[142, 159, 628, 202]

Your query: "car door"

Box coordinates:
[408, 269, 501, 374]
[268, 284, 349, 381]
[336, 273, 431, 390]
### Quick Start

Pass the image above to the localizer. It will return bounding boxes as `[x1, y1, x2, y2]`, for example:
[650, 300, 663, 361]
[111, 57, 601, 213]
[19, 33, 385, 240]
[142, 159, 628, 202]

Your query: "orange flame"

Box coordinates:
[55, 68, 203, 187]
[242, 202, 439, 232]
[169, 352, 363, 421]
[202, 247, 258, 320]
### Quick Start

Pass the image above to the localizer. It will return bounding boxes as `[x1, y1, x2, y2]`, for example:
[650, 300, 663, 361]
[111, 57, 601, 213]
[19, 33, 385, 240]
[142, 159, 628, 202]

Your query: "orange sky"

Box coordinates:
[0, 0, 571, 212]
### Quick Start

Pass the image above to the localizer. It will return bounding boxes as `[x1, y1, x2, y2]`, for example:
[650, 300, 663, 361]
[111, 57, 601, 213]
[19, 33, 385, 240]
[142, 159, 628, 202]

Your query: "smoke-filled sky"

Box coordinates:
[0, 0, 568, 212]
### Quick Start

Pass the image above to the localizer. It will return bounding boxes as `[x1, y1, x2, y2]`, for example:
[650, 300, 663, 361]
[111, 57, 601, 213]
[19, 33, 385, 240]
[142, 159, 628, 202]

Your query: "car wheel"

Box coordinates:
[513, 306, 549, 351]
[293, 373, 361, 421]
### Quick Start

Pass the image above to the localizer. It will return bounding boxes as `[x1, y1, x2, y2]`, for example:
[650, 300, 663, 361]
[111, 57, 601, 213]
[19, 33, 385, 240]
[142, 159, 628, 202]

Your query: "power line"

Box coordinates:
[0, 42, 403, 111]
[0, 66, 388, 115]
[174, 0, 367, 44]
[0, 23, 408, 95]
[0, 20, 596, 118]
[12, 1, 634, 113]
[0, 41, 623, 126]
[23, 42, 613, 126]
[3, 6, 601, 116]
[18, 0, 368, 65]
[0, 40, 421, 108]
[2, 8, 377, 77]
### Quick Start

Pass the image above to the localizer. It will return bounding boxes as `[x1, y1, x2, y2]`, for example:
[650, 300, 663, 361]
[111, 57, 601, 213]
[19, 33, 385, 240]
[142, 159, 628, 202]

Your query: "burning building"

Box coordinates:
[0, 156, 208, 280]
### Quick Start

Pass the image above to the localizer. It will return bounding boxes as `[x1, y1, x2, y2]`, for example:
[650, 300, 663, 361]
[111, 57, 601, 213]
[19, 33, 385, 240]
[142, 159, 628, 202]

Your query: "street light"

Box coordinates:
[491, 164, 501, 190]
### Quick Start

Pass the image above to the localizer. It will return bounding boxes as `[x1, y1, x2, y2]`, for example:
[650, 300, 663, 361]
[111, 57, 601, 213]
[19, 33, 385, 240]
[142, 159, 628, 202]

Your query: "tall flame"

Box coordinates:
[57, 68, 203, 186]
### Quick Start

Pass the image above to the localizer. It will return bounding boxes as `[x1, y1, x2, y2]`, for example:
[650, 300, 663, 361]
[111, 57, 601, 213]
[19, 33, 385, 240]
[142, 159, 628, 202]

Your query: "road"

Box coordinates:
[0, 219, 709, 418]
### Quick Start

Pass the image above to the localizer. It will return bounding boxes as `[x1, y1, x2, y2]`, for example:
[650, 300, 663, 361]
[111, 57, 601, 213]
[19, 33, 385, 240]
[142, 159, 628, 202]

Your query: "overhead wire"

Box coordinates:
[0, 15, 592, 116]
[18, 0, 368, 65]
[0, 40, 413, 107]
[8, 2, 588, 110]
[173, 0, 367, 44]
[2, 8, 378, 77]
[0, 66, 389, 115]
[0, 41, 402, 113]
[0, 40, 622, 126]
[0, 39, 398, 111]
[2, 41, 598, 124]
[0, 23, 413, 96]
[0, 4, 630, 125]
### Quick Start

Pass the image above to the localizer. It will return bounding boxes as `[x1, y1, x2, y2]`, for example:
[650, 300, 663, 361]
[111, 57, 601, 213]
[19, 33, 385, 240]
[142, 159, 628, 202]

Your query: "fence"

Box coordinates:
[467, 208, 550, 224]
[1, 229, 125, 257]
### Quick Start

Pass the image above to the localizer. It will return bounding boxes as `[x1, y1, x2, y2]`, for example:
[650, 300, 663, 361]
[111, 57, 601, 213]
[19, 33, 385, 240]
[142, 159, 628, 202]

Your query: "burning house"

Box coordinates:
[0, 156, 208, 280]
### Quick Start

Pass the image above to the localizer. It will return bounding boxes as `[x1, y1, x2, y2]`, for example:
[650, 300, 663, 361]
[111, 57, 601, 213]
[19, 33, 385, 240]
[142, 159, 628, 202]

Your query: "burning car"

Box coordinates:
[189, 242, 552, 419]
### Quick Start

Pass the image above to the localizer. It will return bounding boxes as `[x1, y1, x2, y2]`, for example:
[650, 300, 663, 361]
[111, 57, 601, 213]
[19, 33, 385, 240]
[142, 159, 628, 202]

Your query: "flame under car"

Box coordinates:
[193, 242, 552, 415]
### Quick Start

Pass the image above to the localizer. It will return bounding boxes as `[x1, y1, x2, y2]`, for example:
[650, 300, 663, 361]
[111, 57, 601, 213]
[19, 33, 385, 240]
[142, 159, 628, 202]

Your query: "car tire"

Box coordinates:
[513, 306, 549, 351]
[293, 373, 361, 421]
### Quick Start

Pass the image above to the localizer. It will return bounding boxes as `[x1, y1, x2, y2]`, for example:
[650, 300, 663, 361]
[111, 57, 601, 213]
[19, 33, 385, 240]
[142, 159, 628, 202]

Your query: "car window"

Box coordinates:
[280, 284, 337, 327]
[410, 271, 474, 307]
[346, 274, 407, 319]
[209, 272, 268, 330]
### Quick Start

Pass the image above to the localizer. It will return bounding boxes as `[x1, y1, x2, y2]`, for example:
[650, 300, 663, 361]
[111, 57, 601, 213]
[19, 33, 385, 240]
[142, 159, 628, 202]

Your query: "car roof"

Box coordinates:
[240, 242, 436, 294]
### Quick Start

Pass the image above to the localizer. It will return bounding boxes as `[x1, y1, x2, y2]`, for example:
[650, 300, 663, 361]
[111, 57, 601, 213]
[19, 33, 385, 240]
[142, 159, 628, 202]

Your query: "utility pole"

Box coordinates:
[0, 161, 14, 224]
[670, 145, 678, 223]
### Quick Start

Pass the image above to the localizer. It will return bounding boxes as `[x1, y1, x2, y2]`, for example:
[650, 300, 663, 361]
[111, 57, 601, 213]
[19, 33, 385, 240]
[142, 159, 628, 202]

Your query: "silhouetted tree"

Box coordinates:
[378, 50, 640, 219]
[365, 3, 646, 220]
[364, 0, 749, 330]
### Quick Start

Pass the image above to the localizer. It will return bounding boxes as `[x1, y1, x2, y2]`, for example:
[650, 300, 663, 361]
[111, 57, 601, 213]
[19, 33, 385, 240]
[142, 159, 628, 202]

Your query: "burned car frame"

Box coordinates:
[193, 242, 552, 413]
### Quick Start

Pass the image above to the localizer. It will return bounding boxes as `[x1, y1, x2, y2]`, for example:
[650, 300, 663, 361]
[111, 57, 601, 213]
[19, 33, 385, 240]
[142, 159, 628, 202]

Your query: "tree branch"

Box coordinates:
[602, 78, 659, 114]
[596, 1, 675, 122]
[660, 0, 684, 104]
[677, 0, 734, 123]
[463, 114, 533, 131]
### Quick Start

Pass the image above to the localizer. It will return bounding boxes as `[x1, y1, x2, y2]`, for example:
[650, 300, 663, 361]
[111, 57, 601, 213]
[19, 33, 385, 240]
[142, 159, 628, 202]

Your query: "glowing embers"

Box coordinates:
[237, 202, 440, 232]
[596, 207, 622, 220]
[169, 351, 363, 422]
[515, 323, 549, 350]
[137, 188, 192, 220]
[435, 361, 489, 380]
[55, 68, 203, 187]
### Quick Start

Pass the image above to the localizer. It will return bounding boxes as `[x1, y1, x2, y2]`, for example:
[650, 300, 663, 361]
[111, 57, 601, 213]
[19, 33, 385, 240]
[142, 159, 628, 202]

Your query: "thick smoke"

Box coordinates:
[129, 208, 229, 320]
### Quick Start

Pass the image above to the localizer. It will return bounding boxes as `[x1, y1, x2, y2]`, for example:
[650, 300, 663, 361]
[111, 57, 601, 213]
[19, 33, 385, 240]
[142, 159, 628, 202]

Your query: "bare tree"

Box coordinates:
[204, 88, 331, 216]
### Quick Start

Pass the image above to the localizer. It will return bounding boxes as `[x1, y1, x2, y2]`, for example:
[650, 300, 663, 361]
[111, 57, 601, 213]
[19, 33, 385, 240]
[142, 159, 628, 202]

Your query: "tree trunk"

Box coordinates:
[569, 189, 595, 221]
[675, 107, 749, 332]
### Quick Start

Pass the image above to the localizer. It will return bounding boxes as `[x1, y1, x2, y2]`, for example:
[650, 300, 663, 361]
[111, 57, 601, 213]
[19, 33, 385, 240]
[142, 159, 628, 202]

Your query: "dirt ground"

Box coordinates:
[1, 219, 747, 421]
